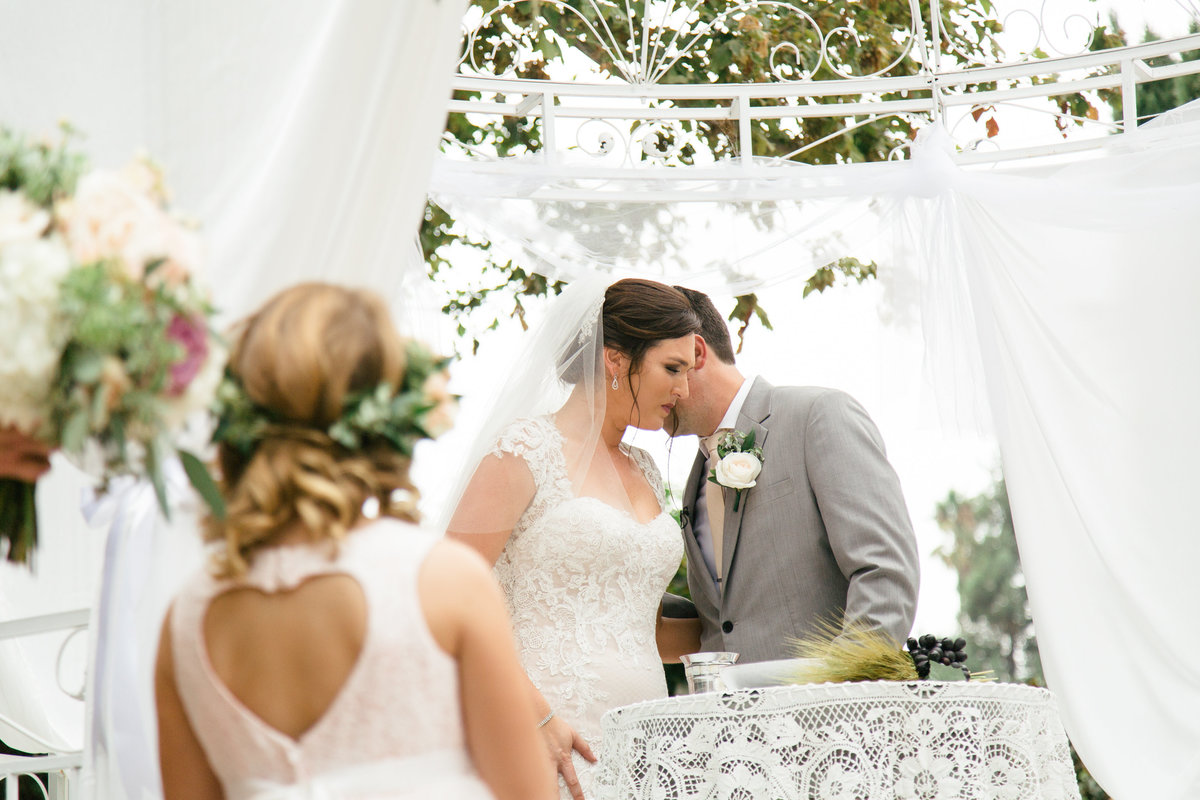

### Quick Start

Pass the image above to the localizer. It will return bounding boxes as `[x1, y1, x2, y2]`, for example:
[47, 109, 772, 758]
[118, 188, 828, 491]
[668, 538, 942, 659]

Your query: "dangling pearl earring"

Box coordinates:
[611, 375, 619, 390]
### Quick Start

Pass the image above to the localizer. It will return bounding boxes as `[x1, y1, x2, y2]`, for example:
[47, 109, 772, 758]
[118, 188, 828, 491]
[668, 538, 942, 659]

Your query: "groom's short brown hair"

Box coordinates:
[673, 285, 736, 365]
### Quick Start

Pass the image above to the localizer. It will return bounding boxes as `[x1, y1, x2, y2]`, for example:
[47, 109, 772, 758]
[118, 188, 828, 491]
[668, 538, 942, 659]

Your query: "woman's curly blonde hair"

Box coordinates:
[205, 283, 421, 578]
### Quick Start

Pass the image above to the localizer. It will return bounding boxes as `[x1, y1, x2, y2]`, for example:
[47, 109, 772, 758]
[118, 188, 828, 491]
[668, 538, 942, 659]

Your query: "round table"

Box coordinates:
[594, 681, 1081, 800]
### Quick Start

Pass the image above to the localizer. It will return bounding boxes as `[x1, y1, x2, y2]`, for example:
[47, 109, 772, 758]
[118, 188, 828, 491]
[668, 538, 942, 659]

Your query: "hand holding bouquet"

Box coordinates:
[0, 126, 223, 564]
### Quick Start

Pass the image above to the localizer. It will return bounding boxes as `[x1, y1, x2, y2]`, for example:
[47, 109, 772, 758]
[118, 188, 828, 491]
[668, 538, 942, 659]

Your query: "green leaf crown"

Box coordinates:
[211, 341, 453, 460]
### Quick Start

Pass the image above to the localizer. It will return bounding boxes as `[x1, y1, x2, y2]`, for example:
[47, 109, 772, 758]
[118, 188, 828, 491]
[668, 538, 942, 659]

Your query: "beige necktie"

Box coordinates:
[703, 431, 728, 581]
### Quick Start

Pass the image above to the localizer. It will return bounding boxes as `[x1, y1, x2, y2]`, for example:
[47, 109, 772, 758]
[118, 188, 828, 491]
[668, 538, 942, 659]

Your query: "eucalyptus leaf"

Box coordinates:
[179, 450, 226, 520]
[90, 382, 111, 430]
[328, 421, 358, 450]
[68, 349, 105, 383]
[61, 410, 90, 454]
[145, 440, 172, 520]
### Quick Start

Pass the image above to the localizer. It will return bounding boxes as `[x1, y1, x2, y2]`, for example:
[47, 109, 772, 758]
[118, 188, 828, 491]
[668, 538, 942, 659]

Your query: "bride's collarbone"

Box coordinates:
[573, 470, 662, 526]
[553, 428, 661, 523]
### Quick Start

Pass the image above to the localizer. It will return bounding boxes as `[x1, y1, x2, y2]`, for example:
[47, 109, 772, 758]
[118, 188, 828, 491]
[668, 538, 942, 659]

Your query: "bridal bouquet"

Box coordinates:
[0, 126, 223, 564]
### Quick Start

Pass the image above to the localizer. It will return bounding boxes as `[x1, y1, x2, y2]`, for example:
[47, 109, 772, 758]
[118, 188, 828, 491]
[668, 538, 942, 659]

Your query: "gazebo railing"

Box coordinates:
[446, 0, 1200, 178]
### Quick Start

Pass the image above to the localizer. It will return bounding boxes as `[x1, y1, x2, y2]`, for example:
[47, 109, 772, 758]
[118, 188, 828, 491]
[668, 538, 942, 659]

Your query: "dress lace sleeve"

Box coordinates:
[487, 417, 573, 530]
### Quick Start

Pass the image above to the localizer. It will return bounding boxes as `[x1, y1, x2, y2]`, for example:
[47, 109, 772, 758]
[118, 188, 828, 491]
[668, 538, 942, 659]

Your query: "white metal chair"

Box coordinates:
[0, 610, 90, 800]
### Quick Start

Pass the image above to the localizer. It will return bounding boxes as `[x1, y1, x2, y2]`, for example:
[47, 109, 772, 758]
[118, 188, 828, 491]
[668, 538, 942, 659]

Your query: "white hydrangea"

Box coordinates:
[0, 189, 51, 245]
[0, 230, 72, 432]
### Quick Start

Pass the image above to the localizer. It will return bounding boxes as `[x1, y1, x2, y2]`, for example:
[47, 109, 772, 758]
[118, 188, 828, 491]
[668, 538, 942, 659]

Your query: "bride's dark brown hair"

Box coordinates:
[602, 278, 700, 426]
[557, 279, 700, 387]
[603, 278, 700, 371]
[205, 282, 420, 577]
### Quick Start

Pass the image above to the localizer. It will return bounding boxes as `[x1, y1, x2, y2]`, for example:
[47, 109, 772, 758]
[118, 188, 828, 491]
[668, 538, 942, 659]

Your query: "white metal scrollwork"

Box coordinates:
[461, 0, 926, 86]
[446, 0, 1200, 194]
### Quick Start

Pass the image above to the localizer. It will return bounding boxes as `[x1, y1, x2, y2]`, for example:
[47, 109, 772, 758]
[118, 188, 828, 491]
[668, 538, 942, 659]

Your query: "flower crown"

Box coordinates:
[210, 341, 455, 461]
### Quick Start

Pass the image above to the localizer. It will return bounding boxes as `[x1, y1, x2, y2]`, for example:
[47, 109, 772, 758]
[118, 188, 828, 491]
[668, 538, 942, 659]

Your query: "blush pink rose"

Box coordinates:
[166, 314, 210, 396]
[59, 166, 200, 287]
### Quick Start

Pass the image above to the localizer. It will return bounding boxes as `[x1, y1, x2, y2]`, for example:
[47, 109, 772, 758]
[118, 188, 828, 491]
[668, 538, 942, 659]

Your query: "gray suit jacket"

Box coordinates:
[680, 377, 919, 663]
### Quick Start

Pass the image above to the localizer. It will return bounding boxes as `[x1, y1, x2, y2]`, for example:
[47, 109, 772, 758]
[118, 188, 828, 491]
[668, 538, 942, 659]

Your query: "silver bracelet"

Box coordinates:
[537, 710, 555, 729]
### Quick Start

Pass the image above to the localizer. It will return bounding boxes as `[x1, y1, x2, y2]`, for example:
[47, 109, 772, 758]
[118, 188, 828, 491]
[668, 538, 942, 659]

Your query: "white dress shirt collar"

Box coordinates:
[716, 376, 753, 432]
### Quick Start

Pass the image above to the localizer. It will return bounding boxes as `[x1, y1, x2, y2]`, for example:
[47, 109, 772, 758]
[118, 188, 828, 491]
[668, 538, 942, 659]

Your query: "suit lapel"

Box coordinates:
[682, 449, 721, 607]
[720, 377, 773, 586]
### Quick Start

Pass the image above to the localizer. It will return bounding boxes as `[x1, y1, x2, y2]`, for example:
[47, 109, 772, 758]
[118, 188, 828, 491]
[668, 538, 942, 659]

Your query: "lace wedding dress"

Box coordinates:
[491, 416, 684, 800]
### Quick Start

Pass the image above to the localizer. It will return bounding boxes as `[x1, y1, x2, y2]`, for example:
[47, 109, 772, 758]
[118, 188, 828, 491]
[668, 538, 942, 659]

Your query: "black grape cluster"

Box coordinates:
[906, 634, 970, 680]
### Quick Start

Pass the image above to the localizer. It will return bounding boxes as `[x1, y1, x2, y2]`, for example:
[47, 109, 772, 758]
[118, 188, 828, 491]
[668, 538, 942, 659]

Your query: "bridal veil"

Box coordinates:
[441, 273, 655, 540]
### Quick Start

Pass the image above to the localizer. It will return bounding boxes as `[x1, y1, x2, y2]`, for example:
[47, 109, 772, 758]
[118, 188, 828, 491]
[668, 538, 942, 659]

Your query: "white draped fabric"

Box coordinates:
[428, 105, 1200, 799]
[1, 2, 1199, 798]
[0, 0, 464, 323]
[896, 115, 1200, 799]
[0, 1, 465, 798]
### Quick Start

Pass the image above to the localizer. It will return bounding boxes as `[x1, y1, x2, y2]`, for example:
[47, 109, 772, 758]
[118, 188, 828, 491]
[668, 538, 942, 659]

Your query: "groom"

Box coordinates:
[671, 287, 919, 663]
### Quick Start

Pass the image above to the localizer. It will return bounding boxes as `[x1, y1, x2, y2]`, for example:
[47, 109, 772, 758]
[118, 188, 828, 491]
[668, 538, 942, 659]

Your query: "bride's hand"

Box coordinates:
[542, 715, 596, 800]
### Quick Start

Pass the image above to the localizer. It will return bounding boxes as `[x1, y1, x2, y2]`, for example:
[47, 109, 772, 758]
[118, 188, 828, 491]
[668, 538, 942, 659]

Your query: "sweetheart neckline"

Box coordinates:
[532, 417, 672, 527]
[559, 495, 675, 528]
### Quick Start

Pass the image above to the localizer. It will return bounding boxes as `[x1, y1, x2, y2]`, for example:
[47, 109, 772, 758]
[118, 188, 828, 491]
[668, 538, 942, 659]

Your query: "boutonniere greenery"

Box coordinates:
[707, 429, 764, 511]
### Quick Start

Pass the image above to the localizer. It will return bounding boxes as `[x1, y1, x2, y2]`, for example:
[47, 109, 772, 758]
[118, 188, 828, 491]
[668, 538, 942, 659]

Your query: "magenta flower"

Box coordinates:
[166, 314, 209, 396]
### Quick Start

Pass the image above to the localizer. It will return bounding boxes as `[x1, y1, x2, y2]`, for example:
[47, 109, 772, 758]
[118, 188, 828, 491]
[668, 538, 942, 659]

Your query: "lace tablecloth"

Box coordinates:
[594, 681, 1082, 800]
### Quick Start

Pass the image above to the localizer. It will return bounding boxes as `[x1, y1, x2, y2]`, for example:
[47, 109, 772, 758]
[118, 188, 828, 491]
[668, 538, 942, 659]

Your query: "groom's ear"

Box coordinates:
[693, 335, 710, 370]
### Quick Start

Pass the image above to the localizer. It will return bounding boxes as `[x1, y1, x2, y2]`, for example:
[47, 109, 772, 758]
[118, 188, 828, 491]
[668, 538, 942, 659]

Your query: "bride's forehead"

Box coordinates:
[647, 334, 696, 359]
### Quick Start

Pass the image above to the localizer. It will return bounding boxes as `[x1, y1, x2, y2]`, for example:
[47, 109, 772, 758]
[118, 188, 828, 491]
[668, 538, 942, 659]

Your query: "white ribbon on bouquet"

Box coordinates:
[80, 461, 202, 800]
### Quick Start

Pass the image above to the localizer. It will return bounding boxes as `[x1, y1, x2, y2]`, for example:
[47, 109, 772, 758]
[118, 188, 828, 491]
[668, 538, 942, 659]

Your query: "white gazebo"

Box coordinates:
[2, 2, 1199, 799]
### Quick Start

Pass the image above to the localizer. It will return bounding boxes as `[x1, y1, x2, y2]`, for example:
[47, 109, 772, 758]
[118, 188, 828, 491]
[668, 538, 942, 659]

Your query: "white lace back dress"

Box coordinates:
[169, 520, 494, 800]
[490, 417, 684, 799]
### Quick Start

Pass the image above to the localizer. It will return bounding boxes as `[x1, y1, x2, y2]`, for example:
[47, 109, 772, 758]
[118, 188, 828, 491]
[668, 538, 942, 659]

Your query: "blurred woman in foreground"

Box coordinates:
[155, 282, 555, 800]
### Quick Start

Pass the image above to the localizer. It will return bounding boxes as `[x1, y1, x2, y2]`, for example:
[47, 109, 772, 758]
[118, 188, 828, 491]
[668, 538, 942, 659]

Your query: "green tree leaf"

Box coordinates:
[426, 0, 1008, 348]
[935, 475, 1113, 797]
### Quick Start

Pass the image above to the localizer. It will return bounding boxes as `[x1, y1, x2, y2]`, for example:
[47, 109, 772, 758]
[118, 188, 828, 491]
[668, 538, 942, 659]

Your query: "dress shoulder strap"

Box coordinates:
[489, 416, 572, 502]
[627, 445, 668, 510]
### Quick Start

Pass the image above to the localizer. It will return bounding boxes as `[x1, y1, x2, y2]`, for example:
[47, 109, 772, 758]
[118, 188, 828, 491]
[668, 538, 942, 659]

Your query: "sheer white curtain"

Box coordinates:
[0, 1, 465, 798]
[429, 104, 1200, 799]
[1, 0, 464, 322]
[3, 0, 1199, 795]
[894, 109, 1200, 799]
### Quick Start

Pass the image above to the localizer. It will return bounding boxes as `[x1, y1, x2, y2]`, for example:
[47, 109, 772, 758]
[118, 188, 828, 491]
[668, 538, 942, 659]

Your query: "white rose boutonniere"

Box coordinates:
[708, 429, 765, 511]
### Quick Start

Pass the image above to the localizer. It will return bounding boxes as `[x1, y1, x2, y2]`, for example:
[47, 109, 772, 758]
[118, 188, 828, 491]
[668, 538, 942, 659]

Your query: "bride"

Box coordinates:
[447, 277, 703, 800]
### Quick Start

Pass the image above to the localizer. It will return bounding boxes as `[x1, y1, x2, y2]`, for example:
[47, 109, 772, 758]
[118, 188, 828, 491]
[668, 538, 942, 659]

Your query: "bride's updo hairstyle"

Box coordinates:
[602, 278, 700, 380]
[205, 282, 420, 577]
[558, 278, 699, 394]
